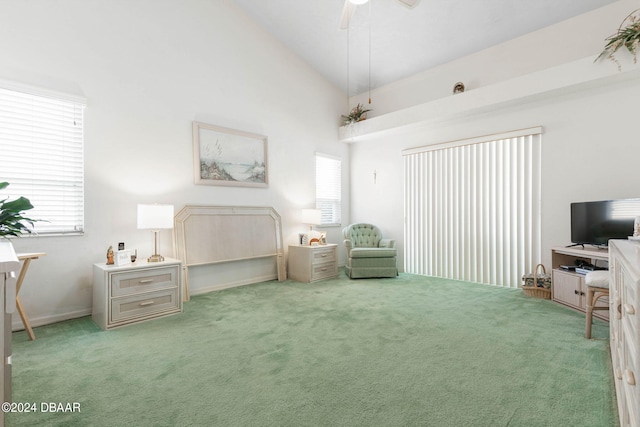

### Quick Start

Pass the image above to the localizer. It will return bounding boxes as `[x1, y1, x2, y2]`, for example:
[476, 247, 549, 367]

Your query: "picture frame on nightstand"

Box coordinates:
[114, 249, 134, 266]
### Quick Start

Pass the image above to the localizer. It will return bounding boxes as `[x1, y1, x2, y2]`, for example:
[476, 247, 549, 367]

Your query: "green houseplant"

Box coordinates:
[596, 8, 640, 68]
[341, 103, 372, 126]
[0, 182, 38, 238]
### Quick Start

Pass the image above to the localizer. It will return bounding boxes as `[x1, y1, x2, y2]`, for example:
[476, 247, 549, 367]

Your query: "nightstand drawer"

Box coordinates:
[111, 265, 179, 297]
[311, 261, 338, 281]
[311, 247, 336, 265]
[111, 288, 180, 323]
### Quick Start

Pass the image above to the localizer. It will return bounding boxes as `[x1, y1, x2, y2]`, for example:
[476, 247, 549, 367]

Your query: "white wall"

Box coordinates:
[0, 0, 349, 328]
[349, 0, 640, 275]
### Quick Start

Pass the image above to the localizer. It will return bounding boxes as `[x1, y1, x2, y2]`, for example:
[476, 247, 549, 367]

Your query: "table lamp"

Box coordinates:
[137, 204, 174, 262]
[301, 209, 322, 231]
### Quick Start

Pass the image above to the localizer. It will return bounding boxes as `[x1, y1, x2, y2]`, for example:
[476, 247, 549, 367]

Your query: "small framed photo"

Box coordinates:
[114, 249, 134, 266]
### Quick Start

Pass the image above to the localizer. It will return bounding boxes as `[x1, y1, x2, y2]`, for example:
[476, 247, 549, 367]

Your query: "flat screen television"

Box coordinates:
[571, 199, 640, 246]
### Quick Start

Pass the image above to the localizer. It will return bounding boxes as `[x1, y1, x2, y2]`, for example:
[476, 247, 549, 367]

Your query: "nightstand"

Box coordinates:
[288, 244, 338, 283]
[92, 258, 182, 330]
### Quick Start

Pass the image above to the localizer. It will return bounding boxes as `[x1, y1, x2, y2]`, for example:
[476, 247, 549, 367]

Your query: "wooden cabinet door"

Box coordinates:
[552, 269, 583, 309]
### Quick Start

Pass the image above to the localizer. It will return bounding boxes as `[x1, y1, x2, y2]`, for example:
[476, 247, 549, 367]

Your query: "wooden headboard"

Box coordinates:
[173, 205, 286, 301]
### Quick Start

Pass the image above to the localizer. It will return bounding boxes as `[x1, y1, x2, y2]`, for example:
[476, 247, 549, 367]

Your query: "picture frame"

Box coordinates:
[192, 121, 268, 187]
[114, 249, 134, 266]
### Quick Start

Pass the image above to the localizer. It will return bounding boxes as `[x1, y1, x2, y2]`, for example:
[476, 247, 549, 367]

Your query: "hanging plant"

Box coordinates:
[341, 103, 372, 126]
[596, 8, 640, 69]
[0, 182, 39, 238]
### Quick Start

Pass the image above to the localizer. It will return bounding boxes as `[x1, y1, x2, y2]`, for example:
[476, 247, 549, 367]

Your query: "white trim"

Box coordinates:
[12, 308, 92, 331]
[315, 151, 342, 161]
[402, 126, 543, 156]
[0, 78, 86, 105]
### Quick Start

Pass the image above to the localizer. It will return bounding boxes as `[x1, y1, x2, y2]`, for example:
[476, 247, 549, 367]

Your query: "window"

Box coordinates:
[403, 127, 542, 288]
[0, 83, 85, 235]
[315, 153, 341, 226]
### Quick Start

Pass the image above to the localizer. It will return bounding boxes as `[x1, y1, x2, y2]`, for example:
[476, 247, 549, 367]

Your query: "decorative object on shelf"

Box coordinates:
[596, 8, 640, 69]
[192, 121, 268, 188]
[521, 263, 551, 299]
[106, 246, 114, 265]
[0, 181, 39, 238]
[452, 82, 465, 94]
[137, 204, 174, 262]
[341, 103, 372, 126]
[114, 249, 135, 266]
[634, 216, 640, 237]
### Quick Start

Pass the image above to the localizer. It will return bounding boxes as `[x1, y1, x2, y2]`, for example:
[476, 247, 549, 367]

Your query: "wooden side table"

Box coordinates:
[92, 258, 182, 330]
[288, 244, 338, 283]
[16, 252, 46, 341]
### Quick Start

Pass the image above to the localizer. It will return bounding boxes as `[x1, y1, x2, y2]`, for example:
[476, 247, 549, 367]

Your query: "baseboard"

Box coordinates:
[12, 308, 92, 332]
[189, 274, 279, 296]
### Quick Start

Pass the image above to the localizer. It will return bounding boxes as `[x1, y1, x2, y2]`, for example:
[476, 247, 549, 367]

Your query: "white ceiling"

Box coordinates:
[231, 0, 618, 97]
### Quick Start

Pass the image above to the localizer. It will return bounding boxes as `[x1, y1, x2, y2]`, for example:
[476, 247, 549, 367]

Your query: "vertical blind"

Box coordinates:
[403, 127, 542, 287]
[0, 84, 85, 235]
[316, 153, 342, 226]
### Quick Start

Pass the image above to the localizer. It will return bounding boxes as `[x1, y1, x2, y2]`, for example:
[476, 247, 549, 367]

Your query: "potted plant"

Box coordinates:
[0, 182, 38, 238]
[341, 103, 372, 126]
[596, 8, 640, 69]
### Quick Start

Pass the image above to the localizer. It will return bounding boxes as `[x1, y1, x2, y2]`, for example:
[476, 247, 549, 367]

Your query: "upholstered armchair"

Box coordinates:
[343, 223, 398, 279]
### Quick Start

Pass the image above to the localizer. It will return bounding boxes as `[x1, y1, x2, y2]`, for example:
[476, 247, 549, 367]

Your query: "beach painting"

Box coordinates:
[193, 121, 268, 187]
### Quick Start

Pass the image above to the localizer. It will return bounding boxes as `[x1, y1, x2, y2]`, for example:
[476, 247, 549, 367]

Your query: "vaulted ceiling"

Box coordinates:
[231, 0, 618, 96]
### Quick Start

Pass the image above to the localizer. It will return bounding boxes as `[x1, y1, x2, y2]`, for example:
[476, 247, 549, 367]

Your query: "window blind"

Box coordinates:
[315, 153, 342, 226]
[402, 127, 542, 287]
[0, 85, 85, 235]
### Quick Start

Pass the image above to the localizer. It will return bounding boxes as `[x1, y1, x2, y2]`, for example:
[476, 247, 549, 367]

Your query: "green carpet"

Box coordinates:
[6, 272, 617, 426]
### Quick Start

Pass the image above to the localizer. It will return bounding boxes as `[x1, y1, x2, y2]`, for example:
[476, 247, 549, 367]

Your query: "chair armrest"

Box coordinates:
[344, 239, 353, 252]
[379, 239, 396, 248]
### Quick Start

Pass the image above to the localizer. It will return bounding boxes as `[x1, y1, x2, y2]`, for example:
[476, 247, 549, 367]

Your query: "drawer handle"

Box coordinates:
[321, 254, 327, 257]
[139, 300, 155, 307]
[625, 370, 636, 386]
[138, 279, 154, 284]
[624, 304, 636, 315]
[320, 268, 327, 271]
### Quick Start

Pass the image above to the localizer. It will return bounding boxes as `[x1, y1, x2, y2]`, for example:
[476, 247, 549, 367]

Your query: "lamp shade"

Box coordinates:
[137, 204, 174, 230]
[301, 209, 322, 225]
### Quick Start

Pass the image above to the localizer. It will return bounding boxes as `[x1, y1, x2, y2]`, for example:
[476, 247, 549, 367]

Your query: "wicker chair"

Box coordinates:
[342, 223, 398, 279]
[585, 270, 609, 339]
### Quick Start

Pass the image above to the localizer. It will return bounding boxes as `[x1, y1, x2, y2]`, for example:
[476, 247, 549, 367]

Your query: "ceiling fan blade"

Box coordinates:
[397, 0, 420, 8]
[340, 0, 356, 30]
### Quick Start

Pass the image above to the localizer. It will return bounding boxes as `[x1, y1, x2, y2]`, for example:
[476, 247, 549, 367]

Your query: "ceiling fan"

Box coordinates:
[340, 0, 420, 30]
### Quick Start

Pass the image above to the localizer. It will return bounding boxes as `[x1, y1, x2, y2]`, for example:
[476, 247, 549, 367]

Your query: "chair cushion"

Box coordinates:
[585, 270, 609, 288]
[350, 247, 397, 258]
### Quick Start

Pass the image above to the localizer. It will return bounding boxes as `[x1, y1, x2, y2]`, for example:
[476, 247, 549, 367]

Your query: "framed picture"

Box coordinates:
[192, 121, 268, 187]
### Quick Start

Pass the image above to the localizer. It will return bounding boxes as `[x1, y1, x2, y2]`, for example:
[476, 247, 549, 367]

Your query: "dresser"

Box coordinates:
[610, 240, 640, 426]
[288, 244, 338, 283]
[92, 258, 182, 330]
[1, 242, 20, 424]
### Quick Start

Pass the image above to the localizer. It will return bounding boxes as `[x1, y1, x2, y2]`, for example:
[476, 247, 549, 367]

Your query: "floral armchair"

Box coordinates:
[342, 223, 398, 279]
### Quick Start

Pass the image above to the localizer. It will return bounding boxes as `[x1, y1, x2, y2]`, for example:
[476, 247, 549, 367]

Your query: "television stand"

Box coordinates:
[551, 246, 609, 321]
